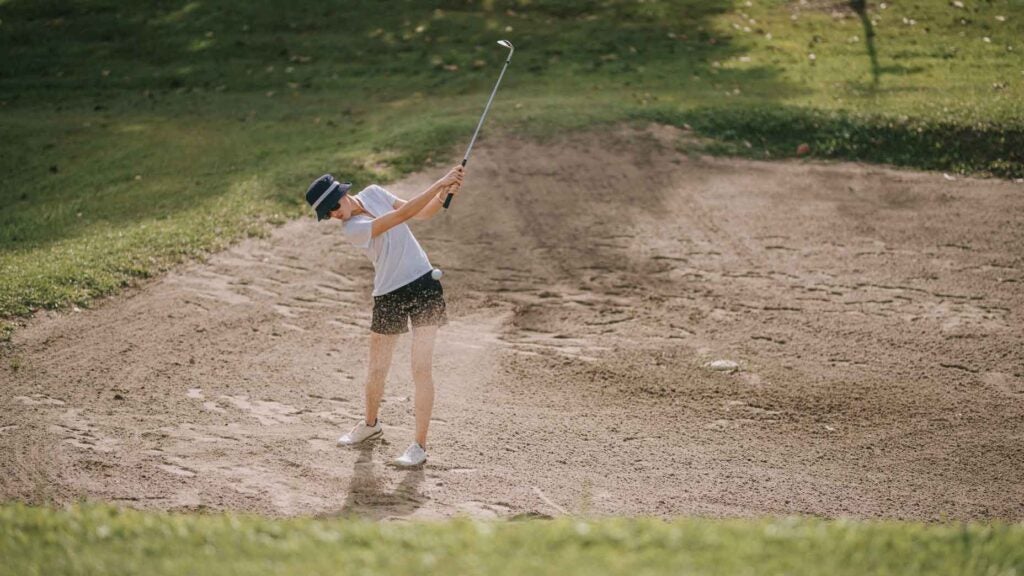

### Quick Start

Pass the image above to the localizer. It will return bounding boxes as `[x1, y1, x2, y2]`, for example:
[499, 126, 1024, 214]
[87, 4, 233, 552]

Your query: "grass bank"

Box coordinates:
[2, 504, 1022, 576]
[639, 105, 1024, 176]
[1, 0, 1021, 321]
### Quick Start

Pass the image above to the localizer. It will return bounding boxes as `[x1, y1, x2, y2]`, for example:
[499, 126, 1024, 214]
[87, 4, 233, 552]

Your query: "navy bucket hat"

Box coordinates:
[305, 174, 352, 221]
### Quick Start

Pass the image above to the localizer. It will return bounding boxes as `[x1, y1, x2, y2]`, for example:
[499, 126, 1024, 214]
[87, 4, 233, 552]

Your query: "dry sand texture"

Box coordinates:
[2, 126, 1022, 520]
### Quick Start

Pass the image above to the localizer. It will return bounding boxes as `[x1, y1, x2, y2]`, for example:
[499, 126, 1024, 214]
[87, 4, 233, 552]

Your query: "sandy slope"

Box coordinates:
[2, 126, 1022, 520]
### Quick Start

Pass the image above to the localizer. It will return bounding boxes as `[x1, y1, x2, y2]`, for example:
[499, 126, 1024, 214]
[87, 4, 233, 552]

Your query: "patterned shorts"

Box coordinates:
[371, 271, 447, 335]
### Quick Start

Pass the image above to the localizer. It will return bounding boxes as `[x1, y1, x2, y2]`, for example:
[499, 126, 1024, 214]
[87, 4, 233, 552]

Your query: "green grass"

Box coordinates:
[1, 0, 1021, 319]
[1, 504, 1022, 576]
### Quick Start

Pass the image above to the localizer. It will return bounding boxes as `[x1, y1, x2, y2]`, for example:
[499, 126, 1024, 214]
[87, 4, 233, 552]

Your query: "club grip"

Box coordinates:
[442, 158, 469, 210]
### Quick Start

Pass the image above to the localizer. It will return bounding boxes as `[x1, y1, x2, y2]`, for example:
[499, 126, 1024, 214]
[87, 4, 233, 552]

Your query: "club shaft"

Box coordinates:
[463, 58, 511, 164]
[444, 53, 513, 209]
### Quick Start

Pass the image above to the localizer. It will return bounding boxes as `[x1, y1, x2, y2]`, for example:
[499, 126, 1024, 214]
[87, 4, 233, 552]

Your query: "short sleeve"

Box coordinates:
[342, 218, 372, 249]
[370, 185, 400, 209]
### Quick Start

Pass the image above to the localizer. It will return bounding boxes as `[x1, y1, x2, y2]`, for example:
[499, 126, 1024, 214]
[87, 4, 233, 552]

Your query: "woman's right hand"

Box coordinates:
[438, 164, 465, 188]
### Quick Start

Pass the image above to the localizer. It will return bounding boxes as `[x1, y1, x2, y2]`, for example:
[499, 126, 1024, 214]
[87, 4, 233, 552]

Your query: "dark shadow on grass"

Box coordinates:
[850, 0, 881, 90]
[0, 0, 808, 292]
[642, 104, 1024, 178]
[0, 0, 801, 249]
[0, 0, 797, 106]
[876, 64, 925, 75]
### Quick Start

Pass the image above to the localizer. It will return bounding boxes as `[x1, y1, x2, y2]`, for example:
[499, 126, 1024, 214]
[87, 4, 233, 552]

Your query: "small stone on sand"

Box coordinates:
[707, 359, 740, 372]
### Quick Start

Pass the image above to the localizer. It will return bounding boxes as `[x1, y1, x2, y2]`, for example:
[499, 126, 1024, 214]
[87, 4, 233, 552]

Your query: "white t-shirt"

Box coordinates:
[341, 185, 433, 296]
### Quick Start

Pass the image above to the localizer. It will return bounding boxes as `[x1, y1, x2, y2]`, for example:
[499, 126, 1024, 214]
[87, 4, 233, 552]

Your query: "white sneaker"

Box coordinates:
[393, 442, 427, 467]
[337, 420, 382, 446]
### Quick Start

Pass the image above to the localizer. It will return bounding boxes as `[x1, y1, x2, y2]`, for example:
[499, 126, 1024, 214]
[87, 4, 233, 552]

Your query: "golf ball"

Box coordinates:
[431, 268, 443, 280]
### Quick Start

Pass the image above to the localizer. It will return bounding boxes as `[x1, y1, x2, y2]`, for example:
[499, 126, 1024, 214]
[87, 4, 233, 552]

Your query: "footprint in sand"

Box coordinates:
[725, 400, 781, 421]
[202, 401, 227, 414]
[306, 438, 337, 452]
[14, 394, 66, 406]
[220, 395, 301, 425]
[49, 409, 118, 453]
[982, 372, 1023, 397]
[158, 461, 197, 478]
[455, 500, 514, 519]
[173, 270, 252, 306]
[273, 302, 301, 318]
[185, 388, 227, 413]
[705, 419, 733, 431]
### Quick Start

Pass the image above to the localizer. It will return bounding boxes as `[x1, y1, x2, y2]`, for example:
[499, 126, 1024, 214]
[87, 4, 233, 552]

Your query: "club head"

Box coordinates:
[497, 40, 514, 50]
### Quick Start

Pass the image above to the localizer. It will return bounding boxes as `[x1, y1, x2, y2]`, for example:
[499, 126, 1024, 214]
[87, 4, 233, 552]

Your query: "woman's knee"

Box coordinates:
[411, 364, 433, 385]
[366, 366, 389, 386]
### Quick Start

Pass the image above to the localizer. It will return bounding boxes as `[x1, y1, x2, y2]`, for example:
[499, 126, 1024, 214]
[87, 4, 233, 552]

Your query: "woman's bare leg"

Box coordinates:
[410, 325, 438, 447]
[364, 332, 399, 426]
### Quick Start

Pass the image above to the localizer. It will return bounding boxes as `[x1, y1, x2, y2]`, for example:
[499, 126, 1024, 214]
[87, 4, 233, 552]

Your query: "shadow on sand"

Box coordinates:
[336, 444, 427, 520]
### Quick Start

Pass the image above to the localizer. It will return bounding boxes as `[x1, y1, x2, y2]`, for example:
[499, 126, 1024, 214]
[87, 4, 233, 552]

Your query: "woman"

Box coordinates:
[304, 164, 464, 467]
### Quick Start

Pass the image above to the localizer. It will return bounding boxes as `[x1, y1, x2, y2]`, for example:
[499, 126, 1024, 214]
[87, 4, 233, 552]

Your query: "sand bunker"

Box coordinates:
[2, 126, 1022, 520]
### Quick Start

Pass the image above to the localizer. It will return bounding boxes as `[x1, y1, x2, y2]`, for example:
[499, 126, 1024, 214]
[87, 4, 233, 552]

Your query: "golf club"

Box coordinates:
[443, 39, 515, 209]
